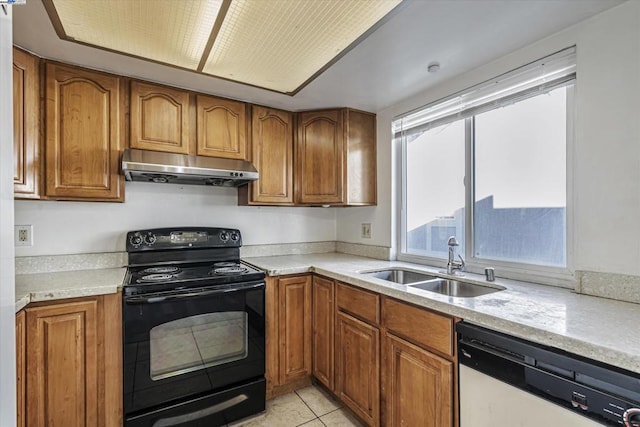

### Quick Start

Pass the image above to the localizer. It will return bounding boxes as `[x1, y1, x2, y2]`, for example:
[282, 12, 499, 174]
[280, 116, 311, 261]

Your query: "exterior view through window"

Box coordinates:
[397, 48, 574, 274]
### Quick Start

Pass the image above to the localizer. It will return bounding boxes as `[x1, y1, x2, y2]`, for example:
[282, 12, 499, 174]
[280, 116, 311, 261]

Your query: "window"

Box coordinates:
[396, 48, 575, 280]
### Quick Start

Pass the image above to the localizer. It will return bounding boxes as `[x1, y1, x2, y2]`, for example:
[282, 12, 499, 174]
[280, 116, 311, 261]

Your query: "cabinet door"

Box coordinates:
[296, 110, 345, 204]
[335, 311, 380, 426]
[45, 64, 123, 201]
[312, 276, 334, 390]
[248, 106, 293, 204]
[130, 81, 191, 154]
[278, 275, 312, 384]
[16, 311, 26, 427]
[26, 299, 99, 427]
[197, 95, 247, 159]
[13, 48, 40, 199]
[383, 332, 453, 427]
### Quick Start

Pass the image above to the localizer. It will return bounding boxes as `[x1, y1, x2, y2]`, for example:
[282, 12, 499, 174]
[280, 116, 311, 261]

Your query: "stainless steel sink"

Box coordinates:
[360, 268, 438, 284]
[410, 279, 504, 298]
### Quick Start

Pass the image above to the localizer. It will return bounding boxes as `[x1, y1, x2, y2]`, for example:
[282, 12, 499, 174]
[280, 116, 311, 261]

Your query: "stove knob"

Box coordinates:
[230, 232, 240, 241]
[144, 233, 156, 245]
[129, 234, 143, 247]
[220, 231, 229, 242]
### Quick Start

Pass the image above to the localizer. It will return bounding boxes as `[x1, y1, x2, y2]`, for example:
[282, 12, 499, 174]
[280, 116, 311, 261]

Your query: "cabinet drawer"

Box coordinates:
[336, 282, 379, 325]
[382, 297, 454, 357]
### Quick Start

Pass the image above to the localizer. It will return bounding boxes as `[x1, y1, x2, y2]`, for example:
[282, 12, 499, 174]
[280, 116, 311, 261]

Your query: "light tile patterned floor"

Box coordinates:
[229, 385, 363, 427]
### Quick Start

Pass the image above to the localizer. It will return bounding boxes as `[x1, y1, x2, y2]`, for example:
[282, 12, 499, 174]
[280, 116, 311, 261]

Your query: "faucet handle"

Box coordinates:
[447, 236, 459, 247]
[458, 254, 465, 271]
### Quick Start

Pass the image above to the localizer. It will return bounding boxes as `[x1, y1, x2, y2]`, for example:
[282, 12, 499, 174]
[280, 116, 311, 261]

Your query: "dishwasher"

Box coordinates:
[457, 322, 640, 426]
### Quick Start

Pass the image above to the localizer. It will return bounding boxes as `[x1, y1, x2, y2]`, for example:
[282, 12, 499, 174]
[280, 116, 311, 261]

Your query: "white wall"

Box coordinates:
[336, 0, 640, 276]
[15, 182, 336, 256]
[1, 5, 16, 426]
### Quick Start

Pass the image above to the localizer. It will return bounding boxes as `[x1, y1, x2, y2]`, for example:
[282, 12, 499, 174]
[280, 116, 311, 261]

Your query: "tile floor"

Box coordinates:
[228, 385, 363, 427]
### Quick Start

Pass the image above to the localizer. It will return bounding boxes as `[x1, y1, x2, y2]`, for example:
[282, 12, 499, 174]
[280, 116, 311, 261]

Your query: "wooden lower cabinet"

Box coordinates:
[21, 293, 122, 427]
[335, 311, 380, 427]
[383, 332, 453, 427]
[267, 275, 458, 427]
[266, 275, 313, 398]
[16, 311, 26, 427]
[312, 276, 335, 390]
[278, 275, 312, 384]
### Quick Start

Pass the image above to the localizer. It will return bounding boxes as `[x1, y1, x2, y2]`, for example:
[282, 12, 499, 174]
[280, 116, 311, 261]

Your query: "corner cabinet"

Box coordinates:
[130, 81, 191, 154]
[20, 293, 122, 427]
[239, 106, 294, 205]
[45, 63, 124, 201]
[295, 108, 376, 206]
[13, 47, 40, 199]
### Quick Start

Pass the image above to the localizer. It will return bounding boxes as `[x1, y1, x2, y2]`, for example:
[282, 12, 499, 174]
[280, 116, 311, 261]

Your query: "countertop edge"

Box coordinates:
[15, 267, 126, 313]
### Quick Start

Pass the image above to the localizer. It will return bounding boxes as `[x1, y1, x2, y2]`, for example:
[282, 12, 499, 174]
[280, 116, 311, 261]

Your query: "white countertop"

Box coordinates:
[15, 267, 126, 311]
[244, 253, 640, 375]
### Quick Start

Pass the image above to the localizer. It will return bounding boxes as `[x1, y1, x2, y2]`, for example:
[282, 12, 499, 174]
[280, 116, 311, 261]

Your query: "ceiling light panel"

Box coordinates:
[202, 0, 402, 93]
[51, 0, 223, 70]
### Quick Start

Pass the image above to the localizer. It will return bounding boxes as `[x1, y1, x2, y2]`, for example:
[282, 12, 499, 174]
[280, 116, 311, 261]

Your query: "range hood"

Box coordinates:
[122, 148, 258, 187]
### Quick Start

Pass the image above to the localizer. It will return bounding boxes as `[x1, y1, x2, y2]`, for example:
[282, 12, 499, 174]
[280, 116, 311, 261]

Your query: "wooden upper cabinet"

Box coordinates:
[296, 109, 344, 205]
[344, 109, 377, 205]
[197, 95, 247, 159]
[13, 47, 40, 199]
[240, 106, 294, 205]
[45, 63, 124, 201]
[130, 81, 191, 154]
[295, 108, 376, 206]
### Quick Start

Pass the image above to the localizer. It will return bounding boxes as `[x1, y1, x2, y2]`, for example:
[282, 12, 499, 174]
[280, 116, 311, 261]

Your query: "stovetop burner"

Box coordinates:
[142, 266, 181, 274]
[139, 273, 177, 283]
[213, 266, 249, 275]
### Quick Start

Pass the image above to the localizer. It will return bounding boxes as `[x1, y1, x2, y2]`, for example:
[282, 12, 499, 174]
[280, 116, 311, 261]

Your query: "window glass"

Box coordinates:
[405, 119, 466, 258]
[149, 311, 248, 380]
[473, 86, 567, 266]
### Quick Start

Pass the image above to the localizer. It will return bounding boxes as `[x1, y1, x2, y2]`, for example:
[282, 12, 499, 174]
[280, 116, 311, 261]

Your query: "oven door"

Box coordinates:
[123, 280, 265, 417]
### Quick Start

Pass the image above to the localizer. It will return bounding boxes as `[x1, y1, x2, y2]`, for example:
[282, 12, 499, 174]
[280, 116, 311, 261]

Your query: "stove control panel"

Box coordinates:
[126, 227, 243, 252]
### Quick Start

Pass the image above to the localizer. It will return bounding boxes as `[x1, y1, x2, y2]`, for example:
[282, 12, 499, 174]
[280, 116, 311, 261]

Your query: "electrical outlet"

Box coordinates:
[15, 225, 33, 246]
[361, 223, 372, 239]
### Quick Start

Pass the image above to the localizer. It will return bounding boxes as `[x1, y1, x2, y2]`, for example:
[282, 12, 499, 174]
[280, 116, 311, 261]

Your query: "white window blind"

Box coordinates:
[393, 46, 576, 137]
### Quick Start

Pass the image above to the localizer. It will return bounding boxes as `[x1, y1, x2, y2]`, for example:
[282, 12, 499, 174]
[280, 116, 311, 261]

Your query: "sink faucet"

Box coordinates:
[446, 236, 465, 275]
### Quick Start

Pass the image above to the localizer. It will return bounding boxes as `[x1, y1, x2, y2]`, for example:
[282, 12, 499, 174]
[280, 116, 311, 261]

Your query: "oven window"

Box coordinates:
[149, 312, 248, 380]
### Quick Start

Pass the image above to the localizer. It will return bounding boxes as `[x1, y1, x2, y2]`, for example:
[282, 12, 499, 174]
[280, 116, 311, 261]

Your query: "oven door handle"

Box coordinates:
[124, 282, 265, 304]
